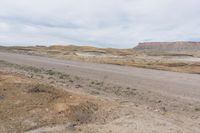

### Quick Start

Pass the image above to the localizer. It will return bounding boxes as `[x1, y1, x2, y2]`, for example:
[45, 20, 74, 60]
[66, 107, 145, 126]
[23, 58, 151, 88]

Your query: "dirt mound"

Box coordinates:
[0, 72, 112, 133]
[135, 42, 200, 52]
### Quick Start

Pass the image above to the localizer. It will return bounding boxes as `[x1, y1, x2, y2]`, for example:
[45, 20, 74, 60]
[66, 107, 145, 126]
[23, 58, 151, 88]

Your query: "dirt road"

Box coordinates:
[0, 51, 200, 102]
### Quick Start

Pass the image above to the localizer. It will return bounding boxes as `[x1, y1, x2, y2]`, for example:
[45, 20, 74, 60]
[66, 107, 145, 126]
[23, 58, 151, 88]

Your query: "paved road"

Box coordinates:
[0, 51, 200, 101]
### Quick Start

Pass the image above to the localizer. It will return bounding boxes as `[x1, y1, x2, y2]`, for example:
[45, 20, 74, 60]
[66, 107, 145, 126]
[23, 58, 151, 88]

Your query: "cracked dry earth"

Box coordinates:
[0, 61, 200, 133]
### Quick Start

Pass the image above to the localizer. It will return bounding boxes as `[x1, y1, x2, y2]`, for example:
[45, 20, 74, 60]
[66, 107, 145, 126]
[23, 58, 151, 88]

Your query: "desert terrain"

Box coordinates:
[1, 42, 200, 74]
[0, 42, 200, 133]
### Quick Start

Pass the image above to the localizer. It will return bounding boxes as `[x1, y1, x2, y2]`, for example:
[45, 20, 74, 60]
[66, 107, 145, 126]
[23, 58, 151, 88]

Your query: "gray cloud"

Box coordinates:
[0, 0, 200, 48]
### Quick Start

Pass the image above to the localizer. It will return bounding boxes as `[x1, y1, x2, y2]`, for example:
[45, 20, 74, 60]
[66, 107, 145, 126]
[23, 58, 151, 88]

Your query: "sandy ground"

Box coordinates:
[0, 52, 200, 133]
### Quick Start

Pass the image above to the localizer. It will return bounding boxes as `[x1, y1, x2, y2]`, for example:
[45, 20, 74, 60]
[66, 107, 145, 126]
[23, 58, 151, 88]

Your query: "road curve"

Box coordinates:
[0, 51, 200, 101]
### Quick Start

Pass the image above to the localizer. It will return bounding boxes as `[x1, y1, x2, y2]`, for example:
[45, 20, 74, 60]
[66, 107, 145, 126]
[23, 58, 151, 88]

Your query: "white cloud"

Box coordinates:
[0, 0, 200, 48]
[0, 22, 10, 32]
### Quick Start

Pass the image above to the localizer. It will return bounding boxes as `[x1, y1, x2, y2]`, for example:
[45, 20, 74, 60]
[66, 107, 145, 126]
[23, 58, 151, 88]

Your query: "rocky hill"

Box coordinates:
[134, 42, 200, 52]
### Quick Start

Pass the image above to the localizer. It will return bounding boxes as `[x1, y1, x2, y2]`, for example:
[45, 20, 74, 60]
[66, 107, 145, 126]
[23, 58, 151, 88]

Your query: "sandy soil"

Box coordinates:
[0, 53, 200, 133]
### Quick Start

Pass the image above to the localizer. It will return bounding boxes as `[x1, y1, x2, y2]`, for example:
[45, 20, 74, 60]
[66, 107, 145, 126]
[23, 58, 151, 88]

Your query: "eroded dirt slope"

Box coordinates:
[0, 72, 118, 133]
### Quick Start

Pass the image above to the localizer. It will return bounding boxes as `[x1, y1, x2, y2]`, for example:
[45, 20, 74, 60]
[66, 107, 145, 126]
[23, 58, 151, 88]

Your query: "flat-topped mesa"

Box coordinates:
[134, 42, 200, 52]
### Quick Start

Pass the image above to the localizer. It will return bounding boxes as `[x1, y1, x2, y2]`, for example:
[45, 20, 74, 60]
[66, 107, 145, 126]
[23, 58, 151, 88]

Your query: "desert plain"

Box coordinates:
[0, 42, 200, 133]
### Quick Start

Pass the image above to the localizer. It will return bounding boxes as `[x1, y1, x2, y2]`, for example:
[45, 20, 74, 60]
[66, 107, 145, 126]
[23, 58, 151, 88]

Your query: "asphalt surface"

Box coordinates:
[0, 51, 200, 102]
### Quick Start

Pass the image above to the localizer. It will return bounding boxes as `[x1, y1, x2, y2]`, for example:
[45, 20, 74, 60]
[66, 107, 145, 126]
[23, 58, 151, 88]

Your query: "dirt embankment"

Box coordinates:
[0, 71, 118, 133]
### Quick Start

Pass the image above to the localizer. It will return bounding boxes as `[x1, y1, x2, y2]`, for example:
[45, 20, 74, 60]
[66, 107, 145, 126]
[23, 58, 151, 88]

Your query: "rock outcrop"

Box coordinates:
[135, 42, 200, 52]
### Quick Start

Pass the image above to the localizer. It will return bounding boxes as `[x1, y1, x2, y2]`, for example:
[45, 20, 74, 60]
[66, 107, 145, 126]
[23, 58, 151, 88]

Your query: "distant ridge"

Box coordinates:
[134, 42, 200, 52]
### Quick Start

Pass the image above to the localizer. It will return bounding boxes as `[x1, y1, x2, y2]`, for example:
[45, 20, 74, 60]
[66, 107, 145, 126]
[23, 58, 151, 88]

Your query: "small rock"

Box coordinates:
[135, 104, 139, 107]
[75, 84, 82, 88]
[160, 107, 167, 112]
[67, 122, 77, 129]
[195, 108, 200, 111]
[157, 100, 162, 103]
[0, 95, 4, 100]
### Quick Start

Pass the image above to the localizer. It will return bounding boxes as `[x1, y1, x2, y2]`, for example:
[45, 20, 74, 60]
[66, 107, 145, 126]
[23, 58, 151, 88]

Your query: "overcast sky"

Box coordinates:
[0, 0, 200, 48]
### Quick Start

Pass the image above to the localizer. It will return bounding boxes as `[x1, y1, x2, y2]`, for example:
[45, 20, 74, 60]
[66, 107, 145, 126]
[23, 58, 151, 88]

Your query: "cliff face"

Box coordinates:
[134, 42, 200, 52]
